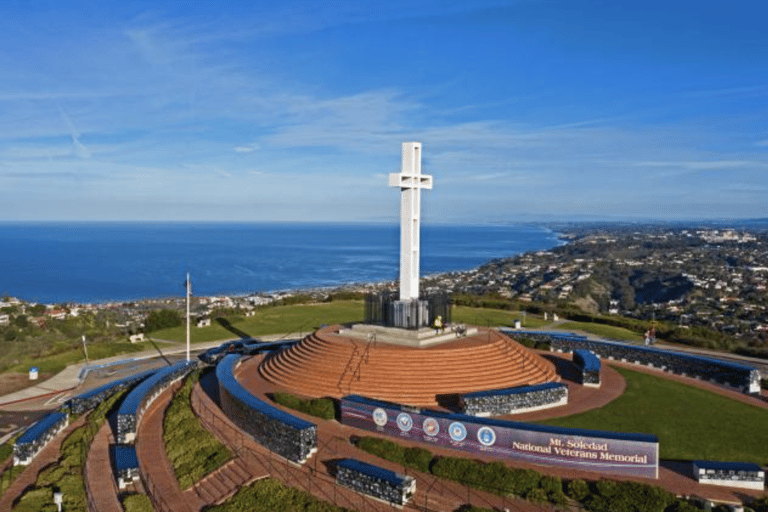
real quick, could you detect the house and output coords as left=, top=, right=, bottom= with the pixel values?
left=128, top=333, right=145, bottom=343
left=0, top=314, right=8, bottom=326
left=196, top=317, right=211, bottom=328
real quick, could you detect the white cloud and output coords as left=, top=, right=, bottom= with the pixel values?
left=234, top=145, right=256, bottom=153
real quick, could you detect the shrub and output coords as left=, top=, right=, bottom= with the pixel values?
left=271, top=392, right=335, bottom=420
left=144, top=309, right=182, bottom=332
left=751, top=496, right=768, bottom=512
left=403, top=447, right=433, bottom=473
left=664, top=499, right=703, bottom=512
left=355, top=437, right=406, bottom=466
left=567, top=479, right=590, bottom=501
left=584, top=480, right=674, bottom=512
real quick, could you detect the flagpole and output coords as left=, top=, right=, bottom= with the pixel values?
left=186, top=272, right=191, bottom=362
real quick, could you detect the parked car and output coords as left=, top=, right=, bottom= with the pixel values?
left=198, top=339, right=261, bottom=364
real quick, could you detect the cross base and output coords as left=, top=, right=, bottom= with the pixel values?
left=390, top=299, right=430, bottom=329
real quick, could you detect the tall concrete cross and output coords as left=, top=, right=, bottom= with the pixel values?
left=389, top=142, right=433, bottom=301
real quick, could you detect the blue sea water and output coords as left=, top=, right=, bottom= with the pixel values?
left=0, top=222, right=563, bottom=304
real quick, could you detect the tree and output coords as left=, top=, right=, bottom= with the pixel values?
left=144, top=309, right=183, bottom=333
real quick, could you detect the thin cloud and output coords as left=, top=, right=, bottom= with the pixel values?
left=57, top=106, right=91, bottom=159
left=213, top=168, right=232, bottom=178
left=234, top=145, right=256, bottom=153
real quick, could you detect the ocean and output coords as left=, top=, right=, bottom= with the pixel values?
left=0, top=222, right=563, bottom=304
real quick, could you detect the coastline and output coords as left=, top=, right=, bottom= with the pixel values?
left=1, top=222, right=567, bottom=305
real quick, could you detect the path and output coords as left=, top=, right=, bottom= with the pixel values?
left=84, top=418, right=123, bottom=512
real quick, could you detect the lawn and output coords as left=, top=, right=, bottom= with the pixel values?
left=556, top=321, right=643, bottom=342
left=150, top=300, right=366, bottom=343
left=537, top=366, right=768, bottom=465
left=452, top=306, right=552, bottom=329
left=6, top=340, right=174, bottom=374
left=152, top=302, right=555, bottom=343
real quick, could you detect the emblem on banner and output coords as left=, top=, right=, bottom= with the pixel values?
left=422, top=418, right=440, bottom=436
left=372, top=408, right=388, bottom=427
left=477, top=426, right=497, bottom=446
left=448, top=422, right=467, bottom=442
left=397, top=413, right=413, bottom=432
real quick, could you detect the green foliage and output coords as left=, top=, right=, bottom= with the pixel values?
left=402, top=446, right=433, bottom=474
left=354, top=437, right=434, bottom=474
left=580, top=480, right=674, bottom=512
left=204, top=477, right=353, bottom=512
left=566, top=478, right=590, bottom=501
left=164, top=370, right=232, bottom=489
left=539, top=366, right=768, bottom=465
left=750, top=496, right=768, bottom=512
left=271, top=392, right=335, bottom=420
left=145, top=309, right=183, bottom=332
left=431, top=456, right=542, bottom=497
left=122, top=492, right=155, bottom=512
left=665, top=499, right=704, bottom=512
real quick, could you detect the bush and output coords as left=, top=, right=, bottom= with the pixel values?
left=583, top=480, right=674, bottom=512
left=751, top=496, right=768, bottom=512
left=567, top=479, right=590, bottom=501
left=664, top=499, right=703, bottom=512
left=403, top=447, right=433, bottom=473
left=355, top=437, right=406, bottom=466
left=122, top=493, right=154, bottom=512
left=144, top=309, right=183, bottom=332
left=271, top=392, right=335, bottom=420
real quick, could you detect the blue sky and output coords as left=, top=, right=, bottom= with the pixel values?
left=1, top=0, right=767, bottom=223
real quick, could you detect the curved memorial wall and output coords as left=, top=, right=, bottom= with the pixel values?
left=116, top=360, right=197, bottom=443
left=67, top=368, right=156, bottom=416
left=459, top=382, right=568, bottom=417
left=13, top=411, right=69, bottom=465
left=546, top=334, right=760, bottom=394
left=342, top=395, right=659, bottom=479
left=217, top=354, right=317, bottom=464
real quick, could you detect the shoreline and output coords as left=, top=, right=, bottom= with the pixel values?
left=2, top=227, right=570, bottom=307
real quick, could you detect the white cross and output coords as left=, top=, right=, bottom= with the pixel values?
left=389, top=142, right=433, bottom=301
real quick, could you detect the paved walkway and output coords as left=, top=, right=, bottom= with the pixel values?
left=0, top=414, right=87, bottom=511
left=84, top=418, right=123, bottom=512
left=135, top=381, right=206, bottom=512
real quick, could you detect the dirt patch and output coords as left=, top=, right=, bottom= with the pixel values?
left=0, top=373, right=52, bottom=397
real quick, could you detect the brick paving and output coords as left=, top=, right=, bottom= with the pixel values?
left=0, top=414, right=86, bottom=511
left=135, top=382, right=206, bottom=512
left=84, top=419, right=123, bottom=512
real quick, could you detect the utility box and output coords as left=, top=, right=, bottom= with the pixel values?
left=29, top=367, right=39, bottom=380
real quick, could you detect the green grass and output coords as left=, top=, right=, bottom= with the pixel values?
left=271, top=392, right=335, bottom=420
left=151, top=300, right=365, bottom=343
left=164, top=370, right=232, bottom=489
left=556, top=321, right=643, bottom=342
left=6, top=340, right=173, bottom=374
left=538, top=366, right=768, bottom=465
left=204, top=477, right=354, bottom=512
left=452, top=306, right=553, bottom=329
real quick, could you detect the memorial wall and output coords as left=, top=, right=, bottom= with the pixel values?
left=341, top=395, right=659, bottom=479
